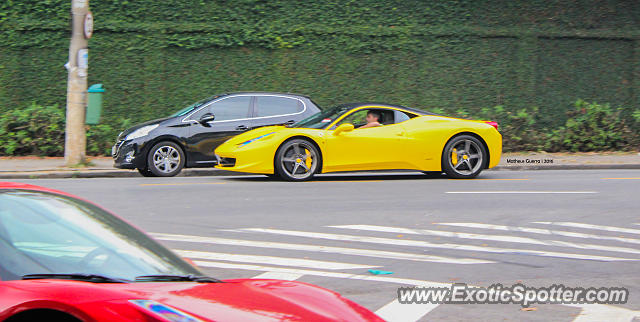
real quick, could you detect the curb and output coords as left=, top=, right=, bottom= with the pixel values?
left=490, top=164, right=640, bottom=171
left=0, top=169, right=250, bottom=179
left=0, top=164, right=638, bottom=179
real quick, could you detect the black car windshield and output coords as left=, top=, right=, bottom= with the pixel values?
left=292, top=104, right=352, bottom=129
left=169, top=95, right=222, bottom=117
left=0, top=190, right=202, bottom=282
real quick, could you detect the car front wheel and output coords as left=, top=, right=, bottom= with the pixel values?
left=147, top=141, right=185, bottom=177
left=441, top=135, right=486, bottom=179
left=275, top=139, right=321, bottom=181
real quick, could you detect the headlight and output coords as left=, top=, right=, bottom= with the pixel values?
left=238, top=132, right=275, bottom=147
left=125, top=124, right=158, bottom=140
left=129, top=300, right=202, bottom=322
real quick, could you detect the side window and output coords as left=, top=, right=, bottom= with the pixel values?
left=198, top=96, right=251, bottom=121
left=394, top=110, right=415, bottom=123
left=336, top=110, right=369, bottom=128
left=255, top=96, right=303, bottom=117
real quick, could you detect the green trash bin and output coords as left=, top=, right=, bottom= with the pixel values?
left=86, top=84, right=105, bottom=125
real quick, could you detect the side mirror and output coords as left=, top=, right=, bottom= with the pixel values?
left=199, top=113, right=215, bottom=126
left=334, top=123, right=354, bottom=135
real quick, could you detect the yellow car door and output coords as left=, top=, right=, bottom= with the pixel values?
left=323, top=122, right=410, bottom=172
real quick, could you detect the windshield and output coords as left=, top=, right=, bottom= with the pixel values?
left=292, top=104, right=352, bottom=129
left=0, top=190, right=202, bottom=282
left=168, top=95, right=221, bottom=118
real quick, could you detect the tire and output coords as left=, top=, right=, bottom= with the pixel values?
left=137, top=167, right=156, bottom=177
left=274, top=139, right=321, bottom=181
left=441, top=135, right=486, bottom=179
left=146, top=141, right=185, bottom=177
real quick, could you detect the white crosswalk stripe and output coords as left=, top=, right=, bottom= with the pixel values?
left=330, top=224, right=640, bottom=255
left=152, top=232, right=493, bottom=264
left=533, top=222, right=640, bottom=235
left=435, top=222, right=640, bottom=245
left=174, top=249, right=379, bottom=270
left=238, top=228, right=639, bottom=261
left=153, top=221, right=640, bottom=322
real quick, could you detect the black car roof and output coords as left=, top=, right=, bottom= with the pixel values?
left=220, top=91, right=311, bottom=99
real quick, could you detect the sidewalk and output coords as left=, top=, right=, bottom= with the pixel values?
left=0, top=152, right=639, bottom=179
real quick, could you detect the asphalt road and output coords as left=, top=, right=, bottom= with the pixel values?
left=11, top=169, right=640, bottom=321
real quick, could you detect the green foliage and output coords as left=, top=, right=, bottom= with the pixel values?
left=0, top=103, right=65, bottom=156
left=0, top=1, right=638, bottom=155
left=0, top=103, right=129, bottom=156
left=544, top=100, right=639, bottom=152
left=470, top=105, right=544, bottom=152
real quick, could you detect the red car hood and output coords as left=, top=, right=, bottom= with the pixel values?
left=1, top=278, right=382, bottom=321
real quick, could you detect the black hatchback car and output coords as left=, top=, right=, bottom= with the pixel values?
left=112, top=92, right=321, bottom=176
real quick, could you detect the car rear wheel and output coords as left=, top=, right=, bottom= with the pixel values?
left=147, top=141, right=185, bottom=177
left=442, top=135, right=486, bottom=179
left=275, top=139, right=320, bottom=181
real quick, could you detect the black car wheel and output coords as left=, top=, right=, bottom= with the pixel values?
left=441, top=135, right=486, bottom=179
left=274, top=139, right=321, bottom=181
left=147, top=141, right=185, bottom=177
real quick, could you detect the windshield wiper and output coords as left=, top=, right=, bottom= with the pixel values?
left=22, top=273, right=128, bottom=283
left=135, top=274, right=222, bottom=283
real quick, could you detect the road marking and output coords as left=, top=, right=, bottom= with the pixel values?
left=152, top=233, right=493, bottom=264
left=140, top=182, right=226, bottom=186
left=449, top=178, right=530, bottom=181
left=175, top=250, right=378, bottom=270
left=445, top=191, right=597, bottom=194
left=195, top=260, right=635, bottom=322
left=252, top=271, right=304, bottom=280
left=533, top=222, right=640, bottom=235
left=194, top=260, right=449, bottom=287
left=601, top=177, right=640, bottom=180
left=238, top=228, right=638, bottom=261
left=312, top=180, right=383, bottom=183
left=331, top=225, right=640, bottom=255
left=566, top=303, right=640, bottom=322
left=435, top=223, right=640, bottom=245
left=375, top=299, right=438, bottom=322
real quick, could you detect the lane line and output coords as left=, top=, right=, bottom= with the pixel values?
left=330, top=225, right=640, bottom=255
left=175, top=249, right=378, bottom=270
left=152, top=233, right=493, bottom=264
left=436, top=223, right=640, bottom=245
left=140, top=182, right=226, bottom=186
left=601, top=177, right=640, bottom=180
left=252, top=271, right=304, bottom=280
left=448, top=178, right=530, bottom=181
left=239, top=228, right=638, bottom=261
left=375, top=299, right=438, bottom=322
left=445, top=191, right=597, bottom=194
left=533, top=222, right=640, bottom=235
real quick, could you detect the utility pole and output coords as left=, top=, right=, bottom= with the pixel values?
left=65, top=0, right=92, bottom=166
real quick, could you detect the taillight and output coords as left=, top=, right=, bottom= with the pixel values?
left=485, top=121, right=499, bottom=131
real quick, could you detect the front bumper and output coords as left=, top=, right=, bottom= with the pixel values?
left=214, top=144, right=277, bottom=174
left=112, top=139, right=146, bottom=169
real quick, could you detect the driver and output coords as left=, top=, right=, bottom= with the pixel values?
left=359, top=110, right=383, bottom=129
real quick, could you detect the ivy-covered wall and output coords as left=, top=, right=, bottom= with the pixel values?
left=0, top=0, right=638, bottom=132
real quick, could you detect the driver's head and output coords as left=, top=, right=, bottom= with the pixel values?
left=366, top=110, right=382, bottom=124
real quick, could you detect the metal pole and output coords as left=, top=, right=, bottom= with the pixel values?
left=64, top=0, right=90, bottom=166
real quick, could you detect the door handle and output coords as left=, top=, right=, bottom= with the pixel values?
left=236, top=125, right=248, bottom=131
left=284, top=120, right=295, bottom=126
left=396, top=131, right=405, bottom=136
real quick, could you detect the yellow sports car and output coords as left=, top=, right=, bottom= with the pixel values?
left=214, top=103, right=502, bottom=181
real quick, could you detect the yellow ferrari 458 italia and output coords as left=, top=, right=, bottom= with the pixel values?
left=215, top=103, right=502, bottom=181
